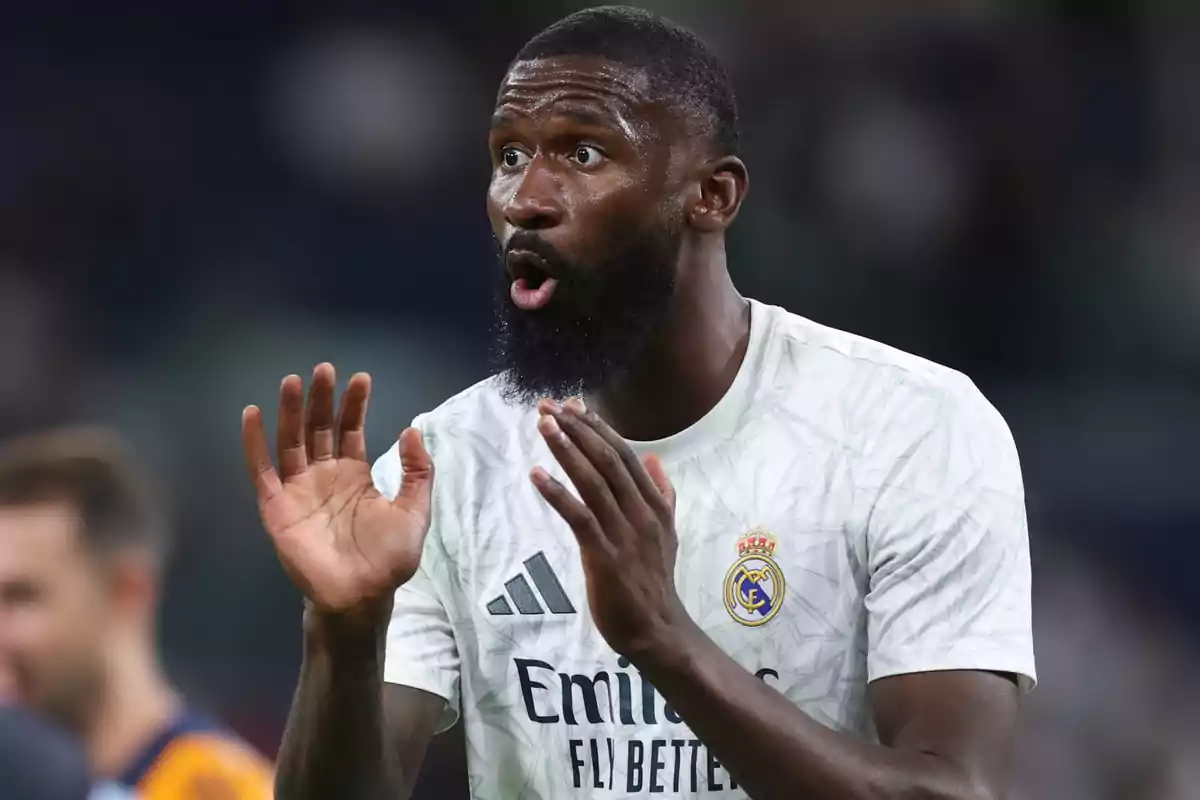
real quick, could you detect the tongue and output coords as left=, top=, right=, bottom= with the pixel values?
left=510, top=277, right=559, bottom=310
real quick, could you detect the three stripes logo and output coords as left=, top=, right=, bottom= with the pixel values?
left=486, top=551, right=576, bottom=616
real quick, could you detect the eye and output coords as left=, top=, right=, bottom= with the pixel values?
left=571, top=145, right=606, bottom=168
left=0, top=580, right=42, bottom=607
left=501, top=147, right=531, bottom=170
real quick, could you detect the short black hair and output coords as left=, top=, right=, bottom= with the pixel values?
left=514, top=5, right=740, bottom=157
left=0, top=428, right=167, bottom=566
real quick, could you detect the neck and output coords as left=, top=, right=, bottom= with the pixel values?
left=88, top=637, right=182, bottom=781
left=590, top=243, right=750, bottom=442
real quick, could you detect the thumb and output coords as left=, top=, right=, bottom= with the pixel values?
left=393, top=428, right=434, bottom=511
left=642, top=453, right=675, bottom=511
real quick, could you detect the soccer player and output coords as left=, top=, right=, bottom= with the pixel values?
left=0, top=428, right=274, bottom=799
left=243, top=6, right=1035, bottom=799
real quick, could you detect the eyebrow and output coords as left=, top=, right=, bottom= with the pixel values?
left=490, top=109, right=519, bottom=131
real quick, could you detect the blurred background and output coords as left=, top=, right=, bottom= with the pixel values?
left=3, top=0, right=1200, bottom=797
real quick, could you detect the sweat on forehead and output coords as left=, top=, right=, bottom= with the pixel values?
left=498, top=57, right=651, bottom=113
left=507, top=5, right=740, bottom=157
left=495, top=57, right=659, bottom=140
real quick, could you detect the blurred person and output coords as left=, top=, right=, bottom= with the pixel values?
left=246, top=6, right=1034, bottom=799
left=1, top=646, right=135, bottom=799
left=0, top=428, right=273, bottom=798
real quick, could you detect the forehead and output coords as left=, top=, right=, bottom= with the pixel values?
left=495, top=55, right=659, bottom=129
left=0, top=504, right=83, bottom=572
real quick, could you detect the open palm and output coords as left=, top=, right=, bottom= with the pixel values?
left=242, top=363, right=433, bottom=614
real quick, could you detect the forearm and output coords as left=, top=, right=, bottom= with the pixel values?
left=275, top=605, right=403, bottom=800
left=633, top=624, right=984, bottom=800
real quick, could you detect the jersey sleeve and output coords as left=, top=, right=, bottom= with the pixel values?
left=136, top=733, right=273, bottom=800
left=371, top=418, right=461, bottom=733
left=863, top=380, right=1036, bottom=691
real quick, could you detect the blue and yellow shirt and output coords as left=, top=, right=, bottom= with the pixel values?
left=118, top=712, right=273, bottom=799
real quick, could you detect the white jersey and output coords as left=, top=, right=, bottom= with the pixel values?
left=373, top=299, right=1036, bottom=799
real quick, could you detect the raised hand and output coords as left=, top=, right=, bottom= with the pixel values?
left=242, top=363, right=433, bottom=616
left=531, top=398, right=693, bottom=661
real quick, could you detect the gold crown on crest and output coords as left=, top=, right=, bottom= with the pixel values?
left=737, top=529, right=778, bottom=559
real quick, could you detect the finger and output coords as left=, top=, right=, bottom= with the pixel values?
left=642, top=453, right=676, bottom=513
left=276, top=375, right=308, bottom=479
left=531, top=467, right=616, bottom=557
left=242, top=405, right=283, bottom=503
left=336, top=372, right=371, bottom=461
left=561, top=399, right=668, bottom=516
left=393, top=427, right=434, bottom=514
left=537, top=413, right=626, bottom=533
left=551, top=409, right=651, bottom=524
left=304, top=363, right=337, bottom=463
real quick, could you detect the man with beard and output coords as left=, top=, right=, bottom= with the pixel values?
left=0, top=429, right=274, bottom=799
left=246, top=6, right=1035, bottom=799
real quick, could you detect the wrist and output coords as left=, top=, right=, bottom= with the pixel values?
left=302, top=597, right=392, bottom=660
left=624, top=613, right=705, bottom=680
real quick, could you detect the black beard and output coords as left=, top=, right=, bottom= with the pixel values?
left=489, top=224, right=680, bottom=407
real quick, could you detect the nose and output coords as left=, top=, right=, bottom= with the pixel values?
left=503, top=158, right=564, bottom=231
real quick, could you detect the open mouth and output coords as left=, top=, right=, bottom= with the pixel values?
left=506, top=250, right=560, bottom=310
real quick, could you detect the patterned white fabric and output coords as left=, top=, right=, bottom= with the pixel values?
left=375, top=298, right=1035, bottom=799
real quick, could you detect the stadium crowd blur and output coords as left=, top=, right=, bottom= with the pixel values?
left=3, top=1, right=1200, bottom=797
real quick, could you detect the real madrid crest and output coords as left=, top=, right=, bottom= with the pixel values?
left=723, top=528, right=786, bottom=627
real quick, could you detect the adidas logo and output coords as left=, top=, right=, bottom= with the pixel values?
left=486, top=551, right=576, bottom=616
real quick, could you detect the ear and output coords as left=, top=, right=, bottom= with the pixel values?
left=105, top=551, right=159, bottom=621
left=0, top=656, right=16, bottom=703
left=688, top=156, right=749, bottom=233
